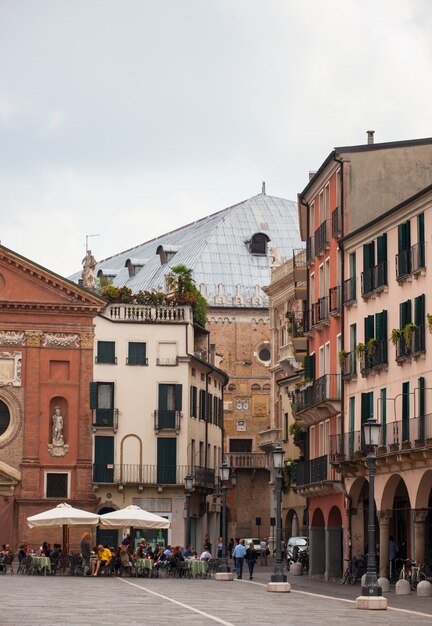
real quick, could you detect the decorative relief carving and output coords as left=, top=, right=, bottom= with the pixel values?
left=41, top=333, right=80, bottom=348
left=25, top=330, right=42, bottom=347
left=0, top=352, right=22, bottom=387
left=0, top=331, right=25, bottom=346
left=80, top=332, right=94, bottom=349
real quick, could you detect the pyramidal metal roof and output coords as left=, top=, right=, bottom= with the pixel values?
left=70, top=192, right=301, bottom=308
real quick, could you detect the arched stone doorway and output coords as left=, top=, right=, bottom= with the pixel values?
left=309, top=508, right=325, bottom=576
left=285, top=509, right=299, bottom=540
left=96, top=506, right=118, bottom=549
left=414, top=470, right=432, bottom=574
left=381, top=475, right=410, bottom=560
left=327, top=506, right=343, bottom=578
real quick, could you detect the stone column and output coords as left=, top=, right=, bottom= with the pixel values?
left=378, top=510, right=392, bottom=578
left=414, top=509, right=428, bottom=566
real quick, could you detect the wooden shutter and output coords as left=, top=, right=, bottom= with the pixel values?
left=377, top=233, right=387, bottom=264
left=419, top=376, right=425, bottom=417
left=158, top=384, right=168, bottom=411
left=364, top=315, right=374, bottom=342
left=128, top=342, right=146, bottom=364
left=199, top=389, right=205, bottom=420
left=415, top=294, right=425, bottom=327
left=418, top=213, right=425, bottom=265
left=363, top=242, right=375, bottom=270
left=157, top=438, right=177, bottom=484
left=175, top=384, right=182, bottom=411
left=90, top=382, right=98, bottom=409
left=94, top=436, right=114, bottom=482
left=304, top=354, right=315, bottom=380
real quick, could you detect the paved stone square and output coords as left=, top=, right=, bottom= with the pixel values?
left=2, top=569, right=432, bottom=626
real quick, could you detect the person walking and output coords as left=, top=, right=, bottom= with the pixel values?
left=259, top=538, right=268, bottom=566
left=389, top=535, right=399, bottom=581
left=232, top=539, right=246, bottom=579
left=245, top=542, right=258, bottom=580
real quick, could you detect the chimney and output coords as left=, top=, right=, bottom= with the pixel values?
left=367, top=130, right=375, bottom=145
left=309, top=171, right=317, bottom=181
left=262, top=181, right=266, bottom=195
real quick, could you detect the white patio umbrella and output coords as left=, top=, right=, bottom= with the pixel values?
left=99, top=505, right=170, bottom=550
left=27, top=502, right=100, bottom=554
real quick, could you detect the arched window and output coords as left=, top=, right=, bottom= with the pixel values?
left=248, top=233, right=270, bottom=255
left=0, top=400, right=10, bottom=436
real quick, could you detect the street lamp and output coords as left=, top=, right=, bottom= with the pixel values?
left=271, top=443, right=287, bottom=583
left=361, top=417, right=382, bottom=599
left=216, top=462, right=235, bottom=578
left=184, top=474, right=193, bottom=549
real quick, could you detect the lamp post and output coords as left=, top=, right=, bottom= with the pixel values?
left=271, top=443, right=287, bottom=584
left=356, top=417, right=387, bottom=610
left=215, top=463, right=235, bottom=580
left=184, top=474, right=193, bottom=549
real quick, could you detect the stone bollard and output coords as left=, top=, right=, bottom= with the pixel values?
left=416, top=581, right=432, bottom=597
left=290, top=562, right=303, bottom=576
left=395, top=579, right=411, bottom=595
left=378, top=577, right=390, bottom=593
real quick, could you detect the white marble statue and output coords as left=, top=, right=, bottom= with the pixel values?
left=82, top=250, right=97, bottom=288
left=51, top=406, right=64, bottom=445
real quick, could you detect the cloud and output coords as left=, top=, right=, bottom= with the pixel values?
left=43, top=109, right=66, bottom=135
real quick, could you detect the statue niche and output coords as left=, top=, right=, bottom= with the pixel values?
left=48, top=400, right=69, bottom=457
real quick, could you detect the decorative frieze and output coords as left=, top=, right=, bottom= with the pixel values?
left=25, top=330, right=42, bottom=347
left=0, top=331, right=26, bottom=346
left=41, top=333, right=80, bottom=349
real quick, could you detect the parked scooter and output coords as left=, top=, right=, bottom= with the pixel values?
left=287, top=544, right=309, bottom=573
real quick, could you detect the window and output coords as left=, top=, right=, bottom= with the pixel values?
left=402, top=382, right=410, bottom=441
left=417, top=213, right=425, bottom=267
left=90, top=382, right=115, bottom=427
left=158, top=384, right=182, bottom=429
left=93, top=436, right=114, bottom=482
left=190, top=385, right=197, bottom=418
left=96, top=341, right=116, bottom=364
left=46, top=473, right=68, bottom=498
left=229, top=438, right=252, bottom=453
left=258, top=347, right=271, bottom=363
left=397, top=220, right=412, bottom=278
left=414, top=294, right=426, bottom=353
left=0, top=400, right=10, bottom=436
left=157, top=438, right=177, bottom=484
left=304, top=354, right=315, bottom=380
left=127, top=342, right=147, bottom=365
left=199, top=389, right=206, bottom=420
left=249, top=233, right=269, bottom=255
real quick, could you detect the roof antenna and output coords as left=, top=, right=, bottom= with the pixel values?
left=85, top=233, right=101, bottom=252
left=262, top=181, right=266, bottom=195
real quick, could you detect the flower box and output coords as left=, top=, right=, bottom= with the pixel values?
left=389, top=443, right=399, bottom=452
left=401, top=441, right=411, bottom=451
left=414, top=439, right=425, bottom=449
left=377, top=445, right=387, bottom=455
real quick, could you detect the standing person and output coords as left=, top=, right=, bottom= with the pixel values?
left=232, top=539, right=246, bottom=579
left=259, top=538, right=268, bottom=566
left=228, top=537, right=235, bottom=559
left=217, top=537, right=223, bottom=558
left=389, top=535, right=399, bottom=580
left=245, top=542, right=258, bottom=580
left=204, top=533, right=212, bottom=552
left=80, top=532, right=92, bottom=575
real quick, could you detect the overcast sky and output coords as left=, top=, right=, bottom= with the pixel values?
left=1, top=0, right=431, bottom=277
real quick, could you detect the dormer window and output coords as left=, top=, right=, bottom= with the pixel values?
left=97, top=268, right=119, bottom=280
left=157, top=245, right=179, bottom=265
left=246, top=232, right=270, bottom=256
left=125, top=258, right=147, bottom=277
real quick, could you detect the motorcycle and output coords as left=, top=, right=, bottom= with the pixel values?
left=287, top=544, right=309, bottom=573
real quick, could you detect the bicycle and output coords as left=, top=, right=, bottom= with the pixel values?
left=342, top=558, right=358, bottom=584
left=398, top=559, right=426, bottom=590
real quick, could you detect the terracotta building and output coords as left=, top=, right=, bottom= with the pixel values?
left=0, top=245, right=104, bottom=547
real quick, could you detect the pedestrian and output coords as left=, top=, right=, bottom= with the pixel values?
left=245, top=542, right=258, bottom=580
left=259, top=538, right=268, bottom=566
left=228, top=537, right=234, bottom=559
left=217, top=536, right=223, bottom=558
left=80, top=531, right=92, bottom=575
left=389, top=535, right=399, bottom=580
left=204, top=533, right=212, bottom=552
left=232, top=539, right=246, bottom=579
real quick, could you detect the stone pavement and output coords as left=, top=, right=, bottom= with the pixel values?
left=2, top=567, right=432, bottom=626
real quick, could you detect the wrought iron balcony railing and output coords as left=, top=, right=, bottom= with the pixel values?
left=291, top=455, right=328, bottom=486
left=396, top=243, right=426, bottom=281
left=154, top=410, right=181, bottom=430
left=92, top=408, right=119, bottom=429
left=329, top=286, right=341, bottom=315
left=92, top=463, right=215, bottom=487
left=343, top=277, right=356, bottom=304
left=361, top=261, right=388, bottom=297
left=314, top=220, right=330, bottom=256
left=311, top=296, right=329, bottom=326
left=292, top=374, right=341, bottom=414
left=331, top=206, right=342, bottom=239
left=359, top=339, right=388, bottom=374
left=342, top=350, right=356, bottom=380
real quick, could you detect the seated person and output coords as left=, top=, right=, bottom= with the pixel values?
left=183, top=545, right=194, bottom=558
left=200, top=548, right=212, bottom=561
left=135, top=544, right=145, bottom=559
left=164, top=545, right=173, bottom=559
left=18, top=544, right=27, bottom=563
left=119, top=545, right=133, bottom=574
left=145, top=546, right=154, bottom=560
left=50, top=544, right=63, bottom=560
left=92, top=544, right=112, bottom=576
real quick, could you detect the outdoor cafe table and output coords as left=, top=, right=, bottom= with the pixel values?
left=32, top=556, right=51, bottom=574
left=135, top=558, right=153, bottom=576
left=188, top=559, right=207, bottom=578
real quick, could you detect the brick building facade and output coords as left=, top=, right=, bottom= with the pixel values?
left=0, top=245, right=104, bottom=547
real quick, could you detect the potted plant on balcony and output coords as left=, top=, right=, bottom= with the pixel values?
left=338, top=349, right=347, bottom=368
left=401, top=440, right=411, bottom=450
left=355, top=343, right=366, bottom=359
left=425, top=436, right=432, bottom=447
left=389, top=442, right=399, bottom=452
left=390, top=328, right=402, bottom=346
left=353, top=449, right=363, bottom=459
left=403, top=322, right=416, bottom=350
left=377, top=445, right=387, bottom=455
left=367, top=337, right=377, bottom=358
left=427, top=313, right=432, bottom=334
left=334, top=452, right=346, bottom=462
left=414, top=439, right=425, bottom=449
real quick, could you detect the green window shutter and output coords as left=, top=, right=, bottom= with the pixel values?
left=199, top=390, right=205, bottom=419
left=364, top=315, right=374, bottom=342
left=175, top=384, right=182, bottom=411
left=363, top=242, right=375, bottom=270
left=94, top=435, right=114, bottom=482
left=128, top=342, right=146, bottom=364
left=97, top=341, right=115, bottom=363
left=190, top=386, right=197, bottom=417
left=158, top=384, right=168, bottom=411
left=375, top=312, right=383, bottom=341
left=415, top=294, right=425, bottom=327
left=400, top=300, right=411, bottom=328
left=377, top=233, right=387, bottom=264
left=419, top=376, right=425, bottom=417
left=418, top=213, right=425, bottom=265
left=398, top=220, right=411, bottom=252
left=406, top=299, right=412, bottom=325
left=380, top=389, right=387, bottom=445
left=361, top=393, right=371, bottom=424
left=402, top=382, right=410, bottom=419
left=90, top=382, right=98, bottom=409
left=208, top=393, right=213, bottom=420
left=304, top=354, right=315, bottom=380
left=157, top=438, right=177, bottom=484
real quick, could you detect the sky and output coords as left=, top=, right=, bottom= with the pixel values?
left=1, top=0, right=431, bottom=278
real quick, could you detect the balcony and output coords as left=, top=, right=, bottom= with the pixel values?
left=103, top=304, right=193, bottom=323
left=293, top=248, right=307, bottom=283
left=329, top=286, right=341, bottom=316
left=92, top=463, right=215, bottom=488
left=286, top=311, right=308, bottom=359
left=342, top=350, right=356, bottom=381
left=331, top=206, right=342, bottom=239
left=92, top=408, right=119, bottom=431
left=395, top=336, right=412, bottom=363
left=258, top=428, right=282, bottom=450
left=311, top=296, right=329, bottom=328
left=292, top=374, right=341, bottom=425
left=330, top=414, right=432, bottom=472
left=314, top=220, right=330, bottom=256
left=413, top=324, right=426, bottom=355
left=359, top=339, right=388, bottom=375
left=154, top=410, right=181, bottom=431
left=343, top=277, right=356, bottom=306
left=361, top=261, right=388, bottom=298
left=306, top=236, right=315, bottom=265
left=223, top=452, right=267, bottom=469
left=156, top=357, right=178, bottom=366
left=292, top=455, right=328, bottom=486
left=396, top=243, right=426, bottom=281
